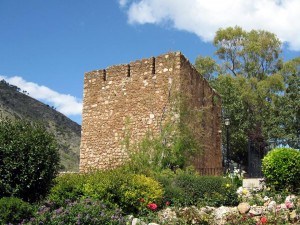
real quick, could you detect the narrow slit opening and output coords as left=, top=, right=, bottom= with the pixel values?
left=103, top=69, right=107, bottom=81
left=151, top=57, right=155, bottom=74
left=127, top=64, right=130, bottom=77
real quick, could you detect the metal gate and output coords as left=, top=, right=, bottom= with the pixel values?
left=247, top=140, right=268, bottom=178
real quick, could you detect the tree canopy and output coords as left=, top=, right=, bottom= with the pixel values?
left=195, top=26, right=299, bottom=164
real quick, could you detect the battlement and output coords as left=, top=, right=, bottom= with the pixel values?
left=84, top=52, right=182, bottom=82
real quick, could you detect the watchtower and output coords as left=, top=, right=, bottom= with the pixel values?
left=80, top=52, right=222, bottom=174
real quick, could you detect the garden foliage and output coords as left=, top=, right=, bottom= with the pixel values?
left=0, top=119, right=60, bottom=202
left=48, top=173, right=85, bottom=205
left=119, top=174, right=163, bottom=212
left=28, top=199, right=126, bottom=225
left=124, top=115, right=201, bottom=175
left=0, top=197, right=33, bottom=224
left=155, top=168, right=239, bottom=207
left=49, top=169, right=163, bottom=214
left=262, top=147, right=300, bottom=192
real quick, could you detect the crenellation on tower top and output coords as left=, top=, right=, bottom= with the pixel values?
left=83, top=52, right=185, bottom=85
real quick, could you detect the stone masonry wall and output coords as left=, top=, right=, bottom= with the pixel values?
left=179, top=55, right=222, bottom=172
left=80, top=52, right=222, bottom=173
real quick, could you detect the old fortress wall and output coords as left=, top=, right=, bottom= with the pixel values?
left=80, top=52, right=222, bottom=173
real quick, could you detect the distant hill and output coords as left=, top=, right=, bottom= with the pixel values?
left=0, top=80, right=81, bottom=172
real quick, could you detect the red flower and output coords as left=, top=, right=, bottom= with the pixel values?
left=260, top=216, right=268, bottom=224
left=147, top=203, right=158, bottom=211
left=165, top=201, right=170, bottom=206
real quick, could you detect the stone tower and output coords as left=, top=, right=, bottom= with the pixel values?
left=80, top=52, right=222, bottom=174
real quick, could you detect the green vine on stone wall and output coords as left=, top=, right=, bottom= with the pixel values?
left=123, top=93, right=204, bottom=175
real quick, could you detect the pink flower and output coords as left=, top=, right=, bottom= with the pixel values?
left=285, top=201, right=294, bottom=209
left=260, top=216, right=268, bottom=224
left=147, top=203, right=158, bottom=211
left=165, top=201, right=170, bottom=206
left=276, top=205, right=281, bottom=212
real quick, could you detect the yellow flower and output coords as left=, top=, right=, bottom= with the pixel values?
left=242, top=189, right=248, bottom=195
left=225, top=183, right=231, bottom=188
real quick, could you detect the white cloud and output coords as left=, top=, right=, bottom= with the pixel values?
left=119, top=0, right=129, bottom=7
left=0, top=76, right=82, bottom=116
left=121, top=0, right=300, bottom=51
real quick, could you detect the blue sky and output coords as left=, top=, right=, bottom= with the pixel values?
left=0, top=0, right=299, bottom=124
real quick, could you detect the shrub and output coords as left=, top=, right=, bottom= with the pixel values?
left=49, top=170, right=126, bottom=207
left=156, top=169, right=238, bottom=207
left=119, top=174, right=163, bottom=213
left=81, top=169, right=127, bottom=205
left=124, top=118, right=200, bottom=175
left=0, top=197, right=33, bottom=224
left=48, top=173, right=85, bottom=206
left=262, top=147, right=300, bottom=192
left=28, top=198, right=126, bottom=225
left=0, top=119, right=60, bottom=202
left=49, top=169, right=164, bottom=214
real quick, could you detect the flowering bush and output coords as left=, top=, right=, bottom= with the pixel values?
left=147, top=203, right=158, bottom=211
left=26, top=199, right=126, bottom=225
left=119, top=174, right=163, bottom=213
left=49, top=170, right=163, bottom=214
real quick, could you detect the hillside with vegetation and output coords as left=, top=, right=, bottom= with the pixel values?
left=0, top=79, right=81, bottom=171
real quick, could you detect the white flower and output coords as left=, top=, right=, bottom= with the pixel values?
left=285, top=195, right=296, bottom=203
left=268, top=201, right=277, bottom=210
left=236, top=187, right=243, bottom=195
left=236, top=187, right=251, bottom=197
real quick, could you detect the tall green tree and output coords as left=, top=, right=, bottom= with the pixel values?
left=195, top=26, right=299, bottom=165
left=213, top=26, right=282, bottom=80
left=210, top=75, right=249, bottom=163
left=276, top=58, right=300, bottom=148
